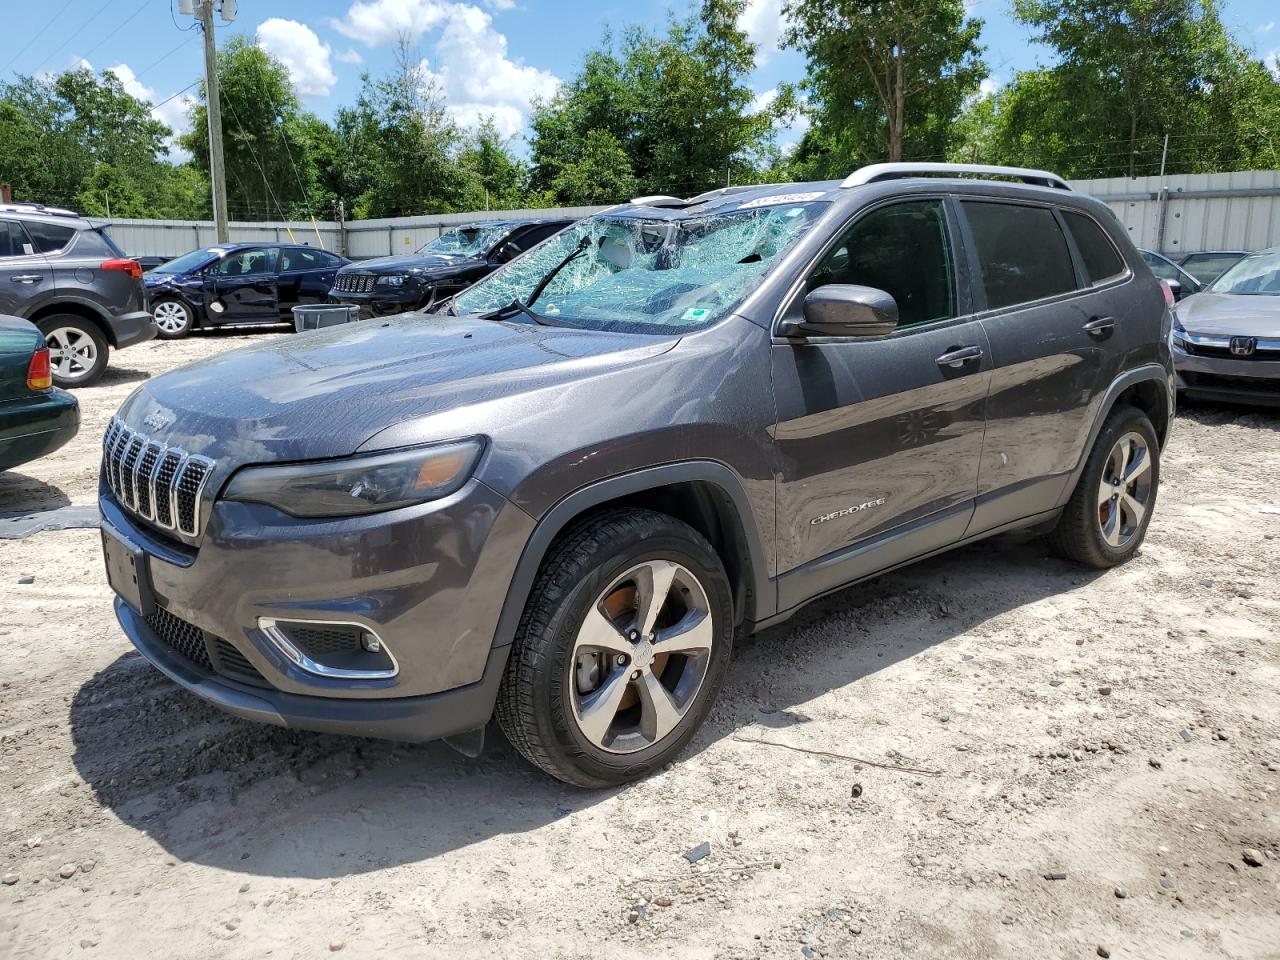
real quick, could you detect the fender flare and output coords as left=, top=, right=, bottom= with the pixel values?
left=491, top=461, right=774, bottom=650
left=1056, top=362, right=1173, bottom=508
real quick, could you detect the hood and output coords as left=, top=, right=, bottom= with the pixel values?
left=341, top=253, right=482, bottom=276
left=116, top=314, right=677, bottom=467
left=1177, top=292, right=1280, bottom=337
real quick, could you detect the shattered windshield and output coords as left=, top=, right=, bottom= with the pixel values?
left=419, top=224, right=511, bottom=258
left=450, top=202, right=828, bottom=333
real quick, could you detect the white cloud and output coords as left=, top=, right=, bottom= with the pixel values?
left=331, top=0, right=453, bottom=47
left=334, top=1, right=559, bottom=138
left=106, top=62, right=194, bottom=162
left=1260, top=20, right=1275, bottom=32
left=335, top=48, right=364, bottom=65
left=485, top=0, right=516, bottom=9
left=751, top=87, right=778, bottom=114
left=979, top=75, right=1003, bottom=97
left=738, top=0, right=785, bottom=64
left=1267, top=50, right=1280, bottom=79
left=256, top=18, right=337, bottom=97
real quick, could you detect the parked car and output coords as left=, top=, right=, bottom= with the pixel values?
left=0, top=314, right=79, bottom=471
left=1139, top=249, right=1201, bottom=300
left=327, top=218, right=573, bottom=317
left=99, top=163, right=1172, bottom=787
left=1176, top=250, right=1248, bottom=285
left=1171, top=245, right=1280, bottom=405
left=0, top=204, right=155, bottom=388
left=144, top=243, right=350, bottom=339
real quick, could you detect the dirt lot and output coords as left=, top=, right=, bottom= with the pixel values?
left=1, top=327, right=1278, bottom=959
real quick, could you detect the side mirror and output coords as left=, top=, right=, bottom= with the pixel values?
left=781, top=284, right=899, bottom=338
left=1166, top=280, right=1182, bottom=300
left=495, top=241, right=522, bottom=263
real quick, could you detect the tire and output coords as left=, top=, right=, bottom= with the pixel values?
left=39, top=315, right=109, bottom=388
left=1049, top=404, right=1160, bottom=568
left=151, top=298, right=195, bottom=339
left=496, top=508, right=735, bottom=787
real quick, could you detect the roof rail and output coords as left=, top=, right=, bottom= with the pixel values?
left=0, top=202, right=81, bottom=217
left=842, top=162, right=1071, bottom=192
left=629, top=195, right=687, bottom=208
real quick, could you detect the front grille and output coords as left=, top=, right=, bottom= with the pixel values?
left=103, top=418, right=215, bottom=537
left=146, top=606, right=213, bottom=671
left=334, top=273, right=376, bottom=294
left=289, top=625, right=363, bottom=658
left=145, top=607, right=270, bottom=688
left=1182, top=342, right=1277, bottom=361
left=1182, top=371, right=1280, bottom=396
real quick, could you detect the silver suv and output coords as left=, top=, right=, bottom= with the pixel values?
left=0, top=204, right=156, bottom=387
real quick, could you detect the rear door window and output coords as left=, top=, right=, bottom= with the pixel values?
left=806, top=199, right=956, bottom=328
left=0, top=219, right=34, bottom=258
left=21, top=220, right=77, bottom=254
left=1063, top=210, right=1125, bottom=284
left=280, top=248, right=322, bottom=272
left=960, top=201, right=1077, bottom=309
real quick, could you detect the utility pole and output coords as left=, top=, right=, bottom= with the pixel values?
left=198, top=0, right=230, bottom=242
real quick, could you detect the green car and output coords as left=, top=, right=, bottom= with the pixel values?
left=0, top=314, right=79, bottom=472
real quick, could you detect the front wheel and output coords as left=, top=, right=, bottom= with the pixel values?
left=152, top=298, right=195, bottom=339
left=496, top=509, right=734, bottom=787
left=39, top=316, right=109, bottom=388
left=1049, top=404, right=1160, bottom=568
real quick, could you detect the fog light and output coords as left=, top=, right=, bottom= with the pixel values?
left=361, top=632, right=382, bottom=653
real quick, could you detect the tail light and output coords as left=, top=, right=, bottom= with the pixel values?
left=101, top=258, right=143, bottom=280
left=1159, top=279, right=1175, bottom=308
left=27, top=347, right=52, bottom=390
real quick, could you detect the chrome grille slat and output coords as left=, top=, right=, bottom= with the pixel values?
left=102, top=417, right=216, bottom=538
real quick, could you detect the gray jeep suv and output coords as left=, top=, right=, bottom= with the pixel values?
left=99, top=164, right=1174, bottom=787
left=0, top=204, right=155, bottom=387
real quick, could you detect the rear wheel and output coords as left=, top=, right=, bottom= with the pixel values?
left=496, top=509, right=734, bottom=787
left=1049, top=404, right=1159, bottom=568
left=39, top=316, right=108, bottom=388
left=152, top=298, right=195, bottom=339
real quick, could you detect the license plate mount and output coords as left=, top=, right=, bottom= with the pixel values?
left=101, top=525, right=155, bottom=617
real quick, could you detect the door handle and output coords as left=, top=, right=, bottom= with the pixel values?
left=1083, top=316, right=1115, bottom=335
left=935, top=345, right=984, bottom=368
left=11, top=274, right=43, bottom=283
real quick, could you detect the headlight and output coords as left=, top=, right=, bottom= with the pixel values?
left=223, top=439, right=483, bottom=518
left=376, top=274, right=409, bottom=288
left=1171, top=317, right=1190, bottom=344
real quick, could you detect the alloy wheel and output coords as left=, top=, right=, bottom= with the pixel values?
left=45, top=327, right=99, bottom=383
left=1097, top=431, right=1153, bottom=548
left=569, top=560, right=715, bottom=754
left=153, top=301, right=189, bottom=334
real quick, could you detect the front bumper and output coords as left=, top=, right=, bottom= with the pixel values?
left=110, top=310, right=158, bottom=349
left=328, top=288, right=421, bottom=319
left=0, top=388, right=79, bottom=471
left=100, top=474, right=536, bottom=741
left=1172, top=340, right=1280, bottom=406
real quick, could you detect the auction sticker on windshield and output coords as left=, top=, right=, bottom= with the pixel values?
left=739, top=192, right=826, bottom=208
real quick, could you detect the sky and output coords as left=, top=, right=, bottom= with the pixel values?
left=0, top=0, right=1277, bottom=164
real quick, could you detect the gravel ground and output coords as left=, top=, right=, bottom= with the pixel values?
left=1, top=327, right=1278, bottom=959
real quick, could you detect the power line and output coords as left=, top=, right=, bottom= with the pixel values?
left=134, top=34, right=198, bottom=81
left=30, top=0, right=113, bottom=75
left=0, top=0, right=78, bottom=73
left=80, top=0, right=154, bottom=63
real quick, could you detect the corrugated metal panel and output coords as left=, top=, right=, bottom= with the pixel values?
left=103, top=219, right=342, bottom=259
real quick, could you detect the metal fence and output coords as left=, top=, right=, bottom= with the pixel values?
left=103, top=172, right=1280, bottom=262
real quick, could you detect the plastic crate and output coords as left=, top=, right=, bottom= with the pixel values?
left=292, top=303, right=361, bottom=332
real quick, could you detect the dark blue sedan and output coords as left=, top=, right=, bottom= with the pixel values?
left=143, top=243, right=350, bottom=339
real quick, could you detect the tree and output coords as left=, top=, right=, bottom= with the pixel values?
left=782, top=0, right=986, bottom=172
left=529, top=1, right=776, bottom=203
left=459, top=118, right=530, bottom=210
left=181, top=37, right=326, bottom=221
left=952, top=0, right=1280, bottom=177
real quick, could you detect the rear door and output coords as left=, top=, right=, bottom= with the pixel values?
left=960, top=199, right=1121, bottom=533
left=208, top=247, right=279, bottom=322
left=276, top=247, right=343, bottom=314
left=0, top=219, right=51, bottom=317
left=771, top=197, right=991, bottom=609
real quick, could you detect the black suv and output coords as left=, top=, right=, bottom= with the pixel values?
left=99, top=164, right=1173, bottom=787
left=0, top=204, right=155, bottom=387
left=328, top=218, right=573, bottom=316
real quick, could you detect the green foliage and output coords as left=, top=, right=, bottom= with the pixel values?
left=460, top=118, right=532, bottom=210
left=782, top=0, right=987, bottom=174
left=529, top=0, right=775, bottom=203
left=952, top=0, right=1280, bottom=177
left=0, top=67, right=207, bottom=218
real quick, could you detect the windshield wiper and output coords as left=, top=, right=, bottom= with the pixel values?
left=526, top=234, right=592, bottom=307
left=480, top=297, right=555, bottom=326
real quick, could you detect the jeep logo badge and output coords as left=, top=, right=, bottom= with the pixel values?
left=1229, top=336, right=1257, bottom=357
left=143, top=411, right=172, bottom=431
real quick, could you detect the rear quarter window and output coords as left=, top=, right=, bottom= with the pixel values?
left=1063, top=210, right=1125, bottom=284
left=21, top=220, right=77, bottom=254
left=961, top=200, right=1077, bottom=310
